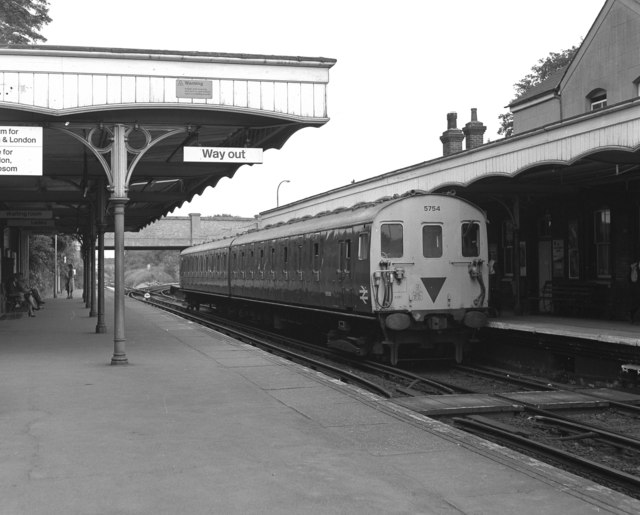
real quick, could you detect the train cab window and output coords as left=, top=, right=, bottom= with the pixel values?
left=358, top=233, right=369, bottom=260
left=422, top=225, right=443, bottom=258
left=462, top=222, right=480, bottom=257
left=381, top=223, right=403, bottom=258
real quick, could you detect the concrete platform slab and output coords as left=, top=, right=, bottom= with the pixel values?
left=487, top=315, right=640, bottom=347
left=393, top=394, right=523, bottom=416
left=502, top=390, right=611, bottom=409
left=576, top=387, right=640, bottom=404
left=1, top=292, right=639, bottom=514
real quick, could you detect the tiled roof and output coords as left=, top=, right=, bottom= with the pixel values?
left=508, top=66, right=567, bottom=107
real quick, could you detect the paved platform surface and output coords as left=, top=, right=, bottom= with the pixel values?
left=2, top=293, right=640, bottom=514
left=487, top=314, right=640, bottom=347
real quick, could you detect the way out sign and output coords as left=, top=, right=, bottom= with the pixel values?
left=184, top=147, right=263, bottom=164
left=0, top=126, right=43, bottom=176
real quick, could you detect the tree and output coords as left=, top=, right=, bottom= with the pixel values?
left=29, top=233, right=80, bottom=295
left=0, top=0, right=52, bottom=45
left=498, top=46, right=579, bottom=137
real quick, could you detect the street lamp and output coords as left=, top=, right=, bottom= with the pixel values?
left=277, top=179, right=290, bottom=207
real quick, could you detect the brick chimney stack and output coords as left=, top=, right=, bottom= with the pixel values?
left=463, top=108, right=487, bottom=150
left=440, top=112, right=465, bottom=156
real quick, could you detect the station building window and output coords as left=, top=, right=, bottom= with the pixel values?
left=594, top=208, right=611, bottom=278
left=587, top=88, right=607, bottom=111
left=381, top=223, right=403, bottom=258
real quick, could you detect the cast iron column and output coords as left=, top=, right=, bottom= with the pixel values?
left=96, top=223, right=107, bottom=332
left=96, top=181, right=107, bottom=333
left=110, top=124, right=129, bottom=365
left=89, top=226, right=97, bottom=317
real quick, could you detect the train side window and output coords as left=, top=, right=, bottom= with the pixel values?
left=423, top=225, right=443, bottom=257
left=381, top=223, right=403, bottom=258
left=358, top=233, right=369, bottom=260
left=462, top=222, right=480, bottom=257
left=283, top=246, right=288, bottom=268
left=259, top=248, right=264, bottom=270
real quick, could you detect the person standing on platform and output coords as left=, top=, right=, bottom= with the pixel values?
left=65, top=263, right=76, bottom=299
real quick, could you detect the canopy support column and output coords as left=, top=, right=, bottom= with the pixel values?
left=110, top=124, right=129, bottom=365
left=89, top=225, right=97, bottom=317
left=55, top=123, right=188, bottom=362
left=96, top=180, right=107, bottom=333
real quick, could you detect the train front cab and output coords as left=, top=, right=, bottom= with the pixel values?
left=369, top=195, right=489, bottom=364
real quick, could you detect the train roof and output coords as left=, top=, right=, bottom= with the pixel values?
left=181, top=191, right=483, bottom=255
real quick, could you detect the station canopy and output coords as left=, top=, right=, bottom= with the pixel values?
left=0, top=45, right=335, bottom=234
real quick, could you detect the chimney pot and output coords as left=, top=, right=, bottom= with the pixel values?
left=440, top=112, right=464, bottom=156
left=447, top=112, right=458, bottom=129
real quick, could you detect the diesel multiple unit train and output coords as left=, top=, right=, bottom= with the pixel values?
left=179, top=191, right=489, bottom=364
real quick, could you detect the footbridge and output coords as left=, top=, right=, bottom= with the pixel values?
left=103, top=213, right=256, bottom=250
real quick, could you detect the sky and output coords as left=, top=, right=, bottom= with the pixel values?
left=41, top=0, right=606, bottom=218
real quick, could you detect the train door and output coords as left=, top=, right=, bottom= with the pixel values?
left=337, top=235, right=354, bottom=308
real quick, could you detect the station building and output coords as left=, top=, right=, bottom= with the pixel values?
left=261, top=0, right=640, bottom=323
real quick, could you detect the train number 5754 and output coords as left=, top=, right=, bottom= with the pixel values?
left=424, top=205, right=441, bottom=211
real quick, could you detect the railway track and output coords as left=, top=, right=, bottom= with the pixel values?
left=133, top=286, right=640, bottom=499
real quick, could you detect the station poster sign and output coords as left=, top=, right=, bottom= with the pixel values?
left=184, top=146, right=263, bottom=164
left=0, top=126, right=43, bottom=176
left=0, top=210, right=52, bottom=219
left=6, top=219, right=55, bottom=228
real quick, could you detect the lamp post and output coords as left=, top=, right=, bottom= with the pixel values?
left=277, top=180, right=290, bottom=207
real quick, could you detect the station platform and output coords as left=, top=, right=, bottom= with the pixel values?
left=1, top=294, right=639, bottom=514
left=487, top=314, right=640, bottom=348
